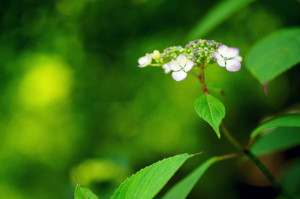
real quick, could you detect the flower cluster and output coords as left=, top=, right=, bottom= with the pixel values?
left=138, top=39, right=242, bottom=81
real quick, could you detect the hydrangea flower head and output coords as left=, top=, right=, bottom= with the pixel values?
left=138, top=53, right=152, bottom=67
left=168, top=54, right=194, bottom=81
left=185, top=39, right=221, bottom=65
left=137, top=39, right=242, bottom=82
left=213, top=45, right=242, bottom=72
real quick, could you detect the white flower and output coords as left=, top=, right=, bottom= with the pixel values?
left=138, top=53, right=152, bottom=67
left=162, top=63, right=171, bottom=74
left=213, top=45, right=242, bottom=72
left=168, top=54, right=194, bottom=81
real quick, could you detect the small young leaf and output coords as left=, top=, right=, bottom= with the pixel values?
left=162, top=157, right=218, bottom=199
left=251, top=127, right=300, bottom=155
left=186, top=0, right=256, bottom=40
left=250, top=114, right=300, bottom=139
left=246, top=28, right=300, bottom=84
left=207, top=84, right=225, bottom=96
left=75, top=185, right=99, bottom=199
left=194, top=95, right=226, bottom=138
left=111, top=154, right=191, bottom=199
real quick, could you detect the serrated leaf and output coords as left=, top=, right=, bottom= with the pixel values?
left=186, top=0, right=256, bottom=40
left=250, top=114, right=300, bottom=139
left=162, top=157, right=218, bottom=199
left=75, top=185, right=99, bottom=199
left=194, top=95, right=226, bottom=138
left=251, top=127, right=300, bottom=155
left=111, top=153, right=191, bottom=199
left=246, top=28, right=300, bottom=84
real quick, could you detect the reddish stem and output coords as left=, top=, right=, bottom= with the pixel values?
left=197, top=66, right=209, bottom=94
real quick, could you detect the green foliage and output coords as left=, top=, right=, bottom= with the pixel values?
left=250, top=114, right=300, bottom=139
left=162, top=157, right=218, bottom=199
left=1, top=0, right=299, bottom=198
left=194, top=95, right=226, bottom=138
left=251, top=127, right=300, bottom=155
left=186, top=0, right=256, bottom=40
left=281, top=159, right=300, bottom=197
left=246, top=28, right=300, bottom=84
left=75, top=185, right=99, bottom=199
left=111, top=154, right=191, bottom=199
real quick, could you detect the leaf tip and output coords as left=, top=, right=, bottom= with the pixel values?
left=74, top=176, right=80, bottom=187
left=215, top=128, right=221, bottom=139
left=262, top=82, right=269, bottom=97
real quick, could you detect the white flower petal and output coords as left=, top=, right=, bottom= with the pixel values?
left=138, top=54, right=152, bottom=67
left=223, top=47, right=239, bottom=58
left=172, top=71, right=187, bottom=81
left=226, top=60, right=241, bottom=72
left=234, top=55, right=243, bottom=62
left=162, top=64, right=171, bottom=74
left=176, top=54, right=187, bottom=67
left=138, top=56, right=147, bottom=65
left=168, top=60, right=181, bottom=71
left=218, top=45, right=228, bottom=56
left=217, top=58, right=226, bottom=67
left=213, top=51, right=222, bottom=60
left=184, top=59, right=194, bottom=72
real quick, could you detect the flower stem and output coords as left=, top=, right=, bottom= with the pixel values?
left=220, top=123, right=245, bottom=150
left=195, top=65, right=209, bottom=94
left=244, top=150, right=293, bottom=198
left=220, top=118, right=294, bottom=199
left=196, top=68, right=295, bottom=199
left=216, top=151, right=244, bottom=161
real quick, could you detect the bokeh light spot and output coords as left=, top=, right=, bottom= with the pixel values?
left=71, top=159, right=130, bottom=186
left=19, top=55, right=72, bottom=108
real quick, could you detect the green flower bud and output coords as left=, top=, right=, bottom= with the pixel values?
left=151, top=50, right=162, bottom=60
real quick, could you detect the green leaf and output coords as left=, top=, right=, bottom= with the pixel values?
left=162, top=157, right=218, bottom=199
left=186, top=0, right=256, bottom=40
left=194, top=95, right=226, bottom=138
left=251, top=127, right=300, bottom=155
left=75, top=185, right=99, bottom=199
left=281, top=159, right=300, bottom=196
left=246, top=28, right=300, bottom=84
left=276, top=159, right=300, bottom=199
left=250, top=114, right=300, bottom=139
left=111, top=153, right=191, bottom=199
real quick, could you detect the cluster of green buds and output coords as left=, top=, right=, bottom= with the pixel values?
left=138, top=39, right=242, bottom=81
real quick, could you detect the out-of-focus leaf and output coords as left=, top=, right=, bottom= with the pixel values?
left=282, top=159, right=300, bottom=195
left=246, top=28, right=300, bottom=84
left=186, top=0, right=256, bottom=40
left=250, top=114, right=300, bottom=139
left=111, top=154, right=191, bottom=199
left=251, top=127, right=300, bottom=155
left=162, top=157, right=218, bottom=199
left=276, top=159, right=300, bottom=199
left=195, top=95, right=225, bottom=138
left=75, top=185, right=99, bottom=199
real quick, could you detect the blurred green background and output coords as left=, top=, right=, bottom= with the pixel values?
left=0, top=0, right=299, bottom=198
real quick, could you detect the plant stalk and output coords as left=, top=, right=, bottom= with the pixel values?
left=244, top=150, right=289, bottom=196
left=196, top=68, right=295, bottom=199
